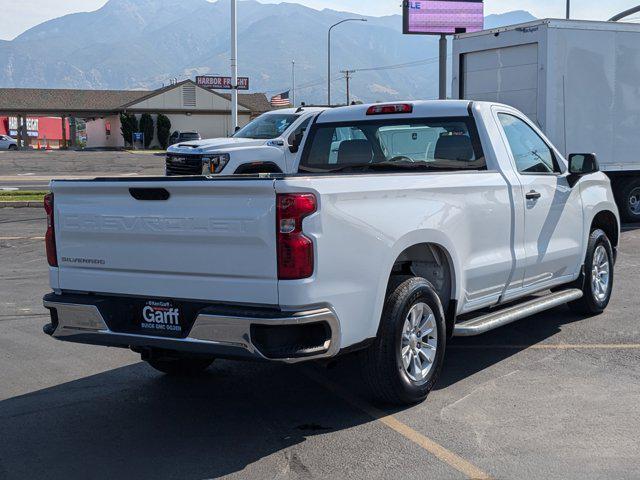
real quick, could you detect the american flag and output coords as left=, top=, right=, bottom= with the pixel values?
left=270, top=91, right=291, bottom=107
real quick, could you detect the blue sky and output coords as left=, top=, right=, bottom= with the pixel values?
left=0, top=0, right=637, bottom=40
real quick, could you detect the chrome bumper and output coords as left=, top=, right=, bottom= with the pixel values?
left=43, top=296, right=340, bottom=364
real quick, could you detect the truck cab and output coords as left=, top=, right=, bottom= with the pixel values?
left=165, top=107, right=324, bottom=176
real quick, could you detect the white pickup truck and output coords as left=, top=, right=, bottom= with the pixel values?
left=43, top=101, right=619, bottom=405
left=165, top=107, right=324, bottom=176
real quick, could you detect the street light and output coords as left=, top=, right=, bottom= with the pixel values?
left=328, top=18, right=367, bottom=106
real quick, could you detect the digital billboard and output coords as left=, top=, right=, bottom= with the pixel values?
left=403, top=0, right=484, bottom=35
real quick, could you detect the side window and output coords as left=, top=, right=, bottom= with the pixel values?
left=498, top=114, right=559, bottom=174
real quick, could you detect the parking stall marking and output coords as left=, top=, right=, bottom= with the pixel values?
left=304, top=367, right=493, bottom=480
left=449, top=344, right=640, bottom=350
left=0, top=236, right=45, bottom=241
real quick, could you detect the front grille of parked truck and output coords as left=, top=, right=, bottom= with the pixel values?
left=165, top=154, right=204, bottom=176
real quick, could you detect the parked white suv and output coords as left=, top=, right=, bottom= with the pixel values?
left=0, top=135, right=17, bottom=150
left=43, top=101, right=619, bottom=405
left=165, top=107, right=324, bottom=176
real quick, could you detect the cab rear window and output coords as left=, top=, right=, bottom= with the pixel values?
left=299, top=117, right=485, bottom=173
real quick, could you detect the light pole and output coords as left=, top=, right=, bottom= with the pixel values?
left=566, top=0, right=570, bottom=19
left=231, top=0, right=238, bottom=131
left=328, top=18, right=367, bottom=106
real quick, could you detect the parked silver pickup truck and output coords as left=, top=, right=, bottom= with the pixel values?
left=43, top=101, right=619, bottom=405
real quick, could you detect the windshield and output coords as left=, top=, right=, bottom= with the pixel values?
left=233, top=114, right=299, bottom=140
left=299, top=117, right=486, bottom=173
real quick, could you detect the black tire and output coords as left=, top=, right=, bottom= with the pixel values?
left=8, top=144, right=17, bottom=151
left=146, top=355, right=215, bottom=376
left=568, top=229, right=614, bottom=315
left=618, top=177, right=640, bottom=223
left=361, top=277, right=446, bottom=405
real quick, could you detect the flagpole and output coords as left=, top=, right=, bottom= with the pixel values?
left=292, top=60, right=296, bottom=107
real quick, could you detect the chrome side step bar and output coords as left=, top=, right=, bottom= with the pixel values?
left=453, top=289, right=583, bottom=337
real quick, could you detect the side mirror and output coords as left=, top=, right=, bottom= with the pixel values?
left=289, top=131, right=304, bottom=154
left=568, top=153, right=599, bottom=187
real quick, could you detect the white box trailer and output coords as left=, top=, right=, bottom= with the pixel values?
left=452, top=19, right=640, bottom=222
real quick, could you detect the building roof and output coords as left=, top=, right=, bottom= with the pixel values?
left=0, top=80, right=272, bottom=116
left=0, top=88, right=150, bottom=115
left=221, top=92, right=273, bottom=115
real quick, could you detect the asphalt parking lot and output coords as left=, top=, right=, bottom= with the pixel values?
left=0, top=150, right=165, bottom=190
left=1, top=207, right=639, bottom=480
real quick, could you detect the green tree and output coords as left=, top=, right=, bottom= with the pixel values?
left=139, top=113, right=154, bottom=149
left=156, top=114, right=172, bottom=150
left=120, top=113, right=138, bottom=147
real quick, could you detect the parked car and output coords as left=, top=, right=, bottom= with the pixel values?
left=0, top=135, right=17, bottom=150
left=165, top=107, right=325, bottom=176
left=168, top=131, right=201, bottom=147
left=42, top=101, right=619, bottom=405
left=453, top=18, right=640, bottom=222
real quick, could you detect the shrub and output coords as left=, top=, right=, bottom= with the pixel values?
left=139, top=113, right=154, bottom=149
left=157, top=114, right=172, bottom=150
left=120, top=113, right=138, bottom=147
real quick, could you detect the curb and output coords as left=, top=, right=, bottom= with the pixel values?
left=0, top=201, right=42, bottom=208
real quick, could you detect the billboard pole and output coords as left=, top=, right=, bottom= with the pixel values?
left=231, top=0, right=238, bottom=131
left=439, top=34, right=447, bottom=100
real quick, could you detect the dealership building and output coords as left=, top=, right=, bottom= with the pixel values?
left=0, top=80, right=272, bottom=148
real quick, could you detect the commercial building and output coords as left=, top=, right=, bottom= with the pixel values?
left=0, top=116, right=70, bottom=149
left=0, top=80, right=272, bottom=149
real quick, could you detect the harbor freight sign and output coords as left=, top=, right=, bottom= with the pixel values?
left=8, top=117, right=38, bottom=137
left=196, top=76, right=250, bottom=91
left=403, top=0, right=484, bottom=35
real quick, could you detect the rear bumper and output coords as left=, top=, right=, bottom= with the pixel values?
left=43, top=293, right=340, bottom=364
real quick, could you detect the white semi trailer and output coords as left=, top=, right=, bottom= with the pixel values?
left=452, top=19, right=640, bottom=222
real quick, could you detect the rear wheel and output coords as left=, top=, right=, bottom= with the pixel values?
left=145, top=353, right=215, bottom=376
left=569, top=229, right=614, bottom=315
left=361, top=277, right=446, bottom=405
left=619, top=177, right=640, bottom=223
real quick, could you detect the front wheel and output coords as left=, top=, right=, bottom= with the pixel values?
left=145, top=354, right=215, bottom=376
left=361, top=277, right=446, bottom=405
left=8, top=144, right=17, bottom=151
left=569, top=229, right=614, bottom=315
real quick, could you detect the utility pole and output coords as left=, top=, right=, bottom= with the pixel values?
left=439, top=34, right=447, bottom=100
left=341, top=70, right=355, bottom=105
left=566, top=0, right=570, bottom=19
left=292, top=60, right=296, bottom=107
left=230, top=0, right=238, bottom=132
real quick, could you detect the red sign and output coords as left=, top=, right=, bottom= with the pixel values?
left=196, top=76, right=250, bottom=90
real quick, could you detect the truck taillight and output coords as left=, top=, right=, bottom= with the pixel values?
left=366, top=103, right=413, bottom=115
left=277, top=193, right=317, bottom=280
left=44, top=193, right=58, bottom=267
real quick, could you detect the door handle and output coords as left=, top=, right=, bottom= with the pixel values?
left=526, top=190, right=542, bottom=200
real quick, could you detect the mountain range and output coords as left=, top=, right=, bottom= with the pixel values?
left=0, top=0, right=536, bottom=103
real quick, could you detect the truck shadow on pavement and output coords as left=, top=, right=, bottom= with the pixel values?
left=0, top=306, right=582, bottom=480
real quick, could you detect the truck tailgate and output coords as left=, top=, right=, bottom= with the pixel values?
left=51, top=179, right=278, bottom=305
